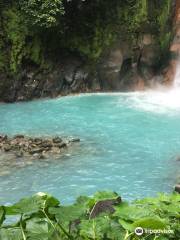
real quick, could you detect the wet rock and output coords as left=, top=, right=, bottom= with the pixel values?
left=90, top=197, right=122, bottom=219
left=51, top=147, right=61, bottom=154
left=0, top=135, right=8, bottom=141
left=175, top=184, right=180, bottom=193
left=69, top=138, right=80, bottom=143
left=29, top=148, right=44, bottom=155
left=14, top=135, right=25, bottom=139
left=15, top=151, right=24, bottom=158
left=0, top=135, right=80, bottom=160
left=53, top=137, right=62, bottom=144
left=4, top=145, right=11, bottom=152
left=57, top=142, right=67, bottom=148
left=41, top=142, right=53, bottom=148
left=38, top=153, right=47, bottom=159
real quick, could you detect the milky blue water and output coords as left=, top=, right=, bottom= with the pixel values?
left=0, top=92, right=180, bottom=205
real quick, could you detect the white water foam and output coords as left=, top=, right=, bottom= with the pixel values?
left=56, top=68, right=180, bottom=115
left=57, top=90, right=180, bottom=114
left=126, top=89, right=180, bottom=114
left=127, top=63, right=180, bottom=114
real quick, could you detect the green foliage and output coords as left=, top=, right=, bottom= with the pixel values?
left=0, top=37, right=6, bottom=71
left=67, top=24, right=116, bottom=61
left=0, top=0, right=173, bottom=75
left=0, top=191, right=179, bottom=240
left=3, top=7, right=28, bottom=73
left=19, top=0, right=64, bottom=28
left=157, top=0, right=172, bottom=62
left=124, top=0, right=148, bottom=34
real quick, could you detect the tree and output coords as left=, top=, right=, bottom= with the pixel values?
left=19, top=0, right=64, bottom=28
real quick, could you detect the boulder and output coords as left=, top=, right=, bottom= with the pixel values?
left=53, top=137, right=62, bottom=144
left=69, top=138, right=80, bottom=143
left=90, top=197, right=121, bottom=219
left=175, top=184, right=180, bottom=193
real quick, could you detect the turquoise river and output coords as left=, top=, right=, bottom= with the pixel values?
left=0, top=91, right=180, bottom=204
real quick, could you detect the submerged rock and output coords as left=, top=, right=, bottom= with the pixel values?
left=69, top=138, right=80, bottom=143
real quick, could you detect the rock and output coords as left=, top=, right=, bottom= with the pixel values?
left=57, top=142, right=67, bottom=148
left=38, top=153, right=47, bottom=159
left=69, top=138, right=80, bottom=143
left=41, top=142, right=53, bottom=148
left=14, top=135, right=25, bottom=139
left=51, top=147, right=61, bottom=154
left=15, top=151, right=24, bottom=158
left=53, top=137, right=62, bottom=144
left=98, top=43, right=123, bottom=90
left=90, top=197, right=122, bottom=219
left=0, top=135, right=79, bottom=161
left=4, top=145, right=11, bottom=152
left=140, top=44, right=160, bottom=68
left=29, top=148, right=44, bottom=155
left=175, top=184, right=180, bottom=193
left=32, top=153, right=40, bottom=158
left=0, top=135, right=7, bottom=141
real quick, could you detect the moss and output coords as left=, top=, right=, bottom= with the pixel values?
left=0, top=0, right=174, bottom=75
left=3, top=7, right=28, bottom=73
left=157, top=0, right=172, bottom=64
left=0, top=38, right=6, bottom=71
left=128, top=0, right=148, bottom=33
left=29, top=37, right=42, bottom=65
left=67, top=23, right=116, bottom=62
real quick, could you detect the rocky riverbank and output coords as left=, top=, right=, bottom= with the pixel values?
left=0, top=134, right=80, bottom=160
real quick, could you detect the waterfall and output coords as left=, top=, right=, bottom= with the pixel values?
left=166, top=1, right=180, bottom=88
left=174, top=61, right=180, bottom=88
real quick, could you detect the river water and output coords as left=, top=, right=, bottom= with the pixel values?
left=0, top=91, right=180, bottom=204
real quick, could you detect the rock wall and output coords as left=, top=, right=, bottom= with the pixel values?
left=98, top=34, right=162, bottom=92
left=0, top=35, right=162, bottom=103
left=164, top=0, right=180, bottom=85
left=0, top=0, right=174, bottom=102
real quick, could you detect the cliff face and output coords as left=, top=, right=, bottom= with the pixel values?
left=164, top=0, right=180, bottom=84
left=0, top=0, right=173, bottom=102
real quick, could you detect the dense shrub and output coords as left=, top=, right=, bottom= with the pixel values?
left=0, top=191, right=179, bottom=239
left=0, top=0, right=172, bottom=73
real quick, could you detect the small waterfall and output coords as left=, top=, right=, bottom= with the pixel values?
left=169, top=0, right=180, bottom=88
left=173, top=61, right=180, bottom=88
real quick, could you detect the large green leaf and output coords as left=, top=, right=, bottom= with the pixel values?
left=132, top=217, right=168, bottom=230
left=5, top=193, right=59, bottom=215
left=0, top=206, right=5, bottom=226
left=49, top=194, right=90, bottom=224
left=49, top=204, right=86, bottom=224
left=135, top=193, right=180, bottom=220
left=119, top=219, right=134, bottom=232
left=26, top=217, right=53, bottom=240
left=0, top=228, right=23, bottom=240
left=106, top=221, right=126, bottom=240
left=114, top=203, right=153, bottom=221
left=79, top=217, right=110, bottom=240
